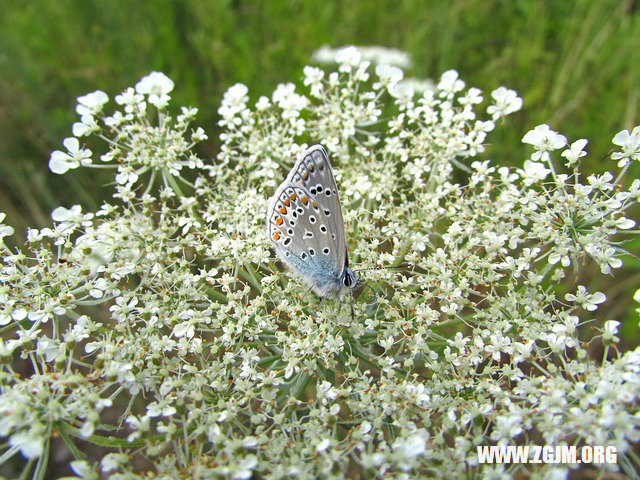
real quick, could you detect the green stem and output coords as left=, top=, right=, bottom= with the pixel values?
left=164, top=170, right=185, bottom=197
left=293, top=373, right=313, bottom=401
left=0, top=445, right=20, bottom=465
left=33, top=423, right=52, bottom=480
left=237, top=266, right=261, bottom=292
left=63, top=422, right=197, bottom=449
left=58, top=422, right=87, bottom=460
left=206, top=287, right=229, bottom=303
left=19, top=458, right=35, bottom=480
left=258, top=355, right=282, bottom=368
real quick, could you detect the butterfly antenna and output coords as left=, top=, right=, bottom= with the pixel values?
left=353, top=262, right=412, bottom=273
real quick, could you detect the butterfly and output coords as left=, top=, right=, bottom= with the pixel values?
left=266, top=145, right=358, bottom=301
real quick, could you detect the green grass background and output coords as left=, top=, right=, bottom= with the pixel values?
left=1, top=0, right=639, bottom=341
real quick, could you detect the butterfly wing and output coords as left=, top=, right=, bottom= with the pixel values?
left=266, top=145, right=348, bottom=297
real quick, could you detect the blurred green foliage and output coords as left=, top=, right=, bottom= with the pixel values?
left=1, top=0, right=639, bottom=339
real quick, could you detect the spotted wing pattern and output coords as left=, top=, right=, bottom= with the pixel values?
left=266, top=145, right=348, bottom=297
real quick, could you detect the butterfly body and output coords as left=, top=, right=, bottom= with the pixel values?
left=266, top=145, right=358, bottom=300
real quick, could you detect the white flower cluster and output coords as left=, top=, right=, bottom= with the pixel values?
left=313, top=45, right=413, bottom=69
left=49, top=71, right=207, bottom=198
left=1, top=56, right=639, bottom=479
left=313, top=44, right=435, bottom=97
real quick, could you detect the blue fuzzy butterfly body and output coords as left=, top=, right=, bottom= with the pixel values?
left=266, top=145, right=358, bottom=300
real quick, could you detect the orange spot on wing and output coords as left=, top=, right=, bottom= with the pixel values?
left=283, top=198, right=290, bottom=206
left=311, top=201, right=318, bottom=208
left=273, top=233, right=280, bottom=241
left=301, top=196, right=308, bottom=205
left=279, top=206, right=287, bottom=214
left=275, top=217, right=283, bottom=225
left=302, top=171, right=309, bottom=179
left=290, top=193, right=296, bottom=201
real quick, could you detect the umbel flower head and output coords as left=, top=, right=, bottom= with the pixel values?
left=1, top=56, right=640, bottom=479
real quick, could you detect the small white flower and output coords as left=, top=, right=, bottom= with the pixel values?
left=602, top=320, right=620, bottom=343
left=0, top=212, right=14, bottom=240
left=173, top=321, right=195, bottom=338
left=375, top=64, right=404, bottom=89
left=101, top=452, right=129, bottom=473
left=561, top=138, right=588, bottom=165
left=611, top=126, right=640, bottom=166
left=521, top=160, right=550, bottom=185
left=483, top=231, right=508, bottom=253
left=115, top=87, right=144, bottom=106
left=51, top=204, right=83, bottom=223
left=615, top=217, right=635, bottom=229
left=115, top=166, right=139, bottom=185
left=72, top=114, right=100, bottom=137
left=36, top=337, right=63, bottom=362
left=65, top=315, right=94, bottom=343
left=76, top=90, right=109, bottom=116
left=549, top=252, right=568, bottom=267
left=587, top=171, right=614, bottom=191
left=234, top=455, right=258, bottom=480
left=318, top=380, right=338, bottom=400
left=191, top=127, right=208, bottom=143
left=378, top=335, right=395, bottom=350
left=522, top=124, right=567, bottom=161
left=361, top=452, right=384, bottom=469
left=316, top=438, right=331, bottom=453
left=437, top=70, right=465, bottom=96
left=80, top=420, right=95, bottom=438
left=389, top=82, right=414, bottom=101
left=255, top=95, right=270, bottom=110
left=358, top=421, right=372, bottom=435
left=135, top=71, right=174, bottom=108
left=565, top=286, right=606, bottom=311
left=49, top=137, right=93, bottom=174
left=89, top=278, right=108, bottom=298
left=103, top=111, right=125, bottom=128
left=487, top=87, right=522, bottom=120
left=303, top=65, right=324, bottom=84
left=303, top=66, right=324, bottom=97
left=9, top=429, right=44, bottom=459
left=392, top=431, right=427, bottom=464
left=223, top=83, right=249, bottom=107
left=272, top=83, right=308, bottom=113
left=0, top=310, right=13, bottom=326
left=335, top=46, right=362, bottom=69
left=70, top=460, right=95, bottom=478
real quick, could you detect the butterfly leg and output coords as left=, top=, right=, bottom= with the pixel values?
left=302, top=284, right=314, bottom=301
left=349, top=289, right=355, bottom=321
left=317, top=292, right=332, bottom=314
